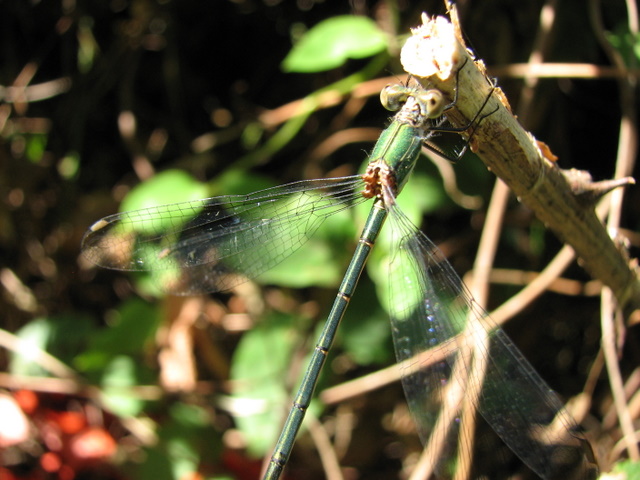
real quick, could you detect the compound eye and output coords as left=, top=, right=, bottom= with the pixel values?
left=417, top=90, right=446, bottom=118
left=380, top=84, right=410, bottom=111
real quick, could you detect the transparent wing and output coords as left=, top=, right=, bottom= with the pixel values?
left=384, top=198, right=598, bottom=479
left=82, top=176, right=366, bottom=294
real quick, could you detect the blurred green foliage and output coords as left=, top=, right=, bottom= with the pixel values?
left=1, top=1, right=638, bottom=479
left=281, top=16, right=388, bottom=72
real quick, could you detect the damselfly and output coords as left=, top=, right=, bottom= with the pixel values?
left=82, top=60, right=598, bottom=479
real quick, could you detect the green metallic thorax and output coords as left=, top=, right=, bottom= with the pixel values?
left=364, top=88, right=438, bottom=199
left=367, top=120, right=423, bottom=195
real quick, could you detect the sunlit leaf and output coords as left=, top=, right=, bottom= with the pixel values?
left=282, top=16, right=387, bottom=73
left=359, top=172, right=444, bottom=318
left=259, top=204, right=354, bottom=288
left=58, top=151, right=81, bottom=179
left=25, top=133, right=47, bottom=163
left=120, top=170, right=209, bottom=234
left=209, top=169, right=275, bottom=196
left=230, top=312, right=300, bottom=456
left=75, top=298, right=160, bottom=371
left=341, top=277, right=392, bottom=365
left=99, top=355, right=148, bottom=417
left=10, top=315, right=93, bottom=377
left=605, top=24, right=640, bottom=65
left=612, top=459, right=640, bottom=477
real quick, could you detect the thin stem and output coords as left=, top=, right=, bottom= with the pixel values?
left=601, top=287, right=640, bottom=460
left=306, top=413, right=344, bottom=480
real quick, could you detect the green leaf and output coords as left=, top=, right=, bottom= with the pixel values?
left=169, top=402, right=210, bottom=428
left=113, top=171, right=210, bottom=296
left=9, top=320, right=52, bottom=377
left=341, top=276, right=392, bottom=365
left=161, top=404, right=212, bottom=479
left=613, top=459, right=640, bottom=477
left=99, top=355, right=149, bottom=416
left=136, top=403, right=220, bottom=480
left=58, top=151, right=81, bottom=179
left=135, top=448, right=174, bottom=480
left=130, top=245, right=184, bottom=297
left=229, top=312, right=300, bottom=456
left=257, top=237, right=340, bottom=287
left=10, top=315, right=94, bottom=376
left=25, top=133, right=48, bottom=163
left=372, top=238, right=424, bottom=320
left=258, top=204, right=354, bottom=288
left=605, top=24, right=640, bottom=66
left=407, top=171, right=449, bottom=215
left=282, top=16, right=387, bottom=73
left=209, top=169, right=275, bottom=196
left=75, top=298, right=160, bottom=371
left=120, top=169, right=209, bottom=234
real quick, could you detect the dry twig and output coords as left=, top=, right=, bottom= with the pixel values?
left=401, top=13, right=640, bottom=323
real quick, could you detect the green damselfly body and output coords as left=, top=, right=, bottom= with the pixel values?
left=82, top=59, right=598, bottom=479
